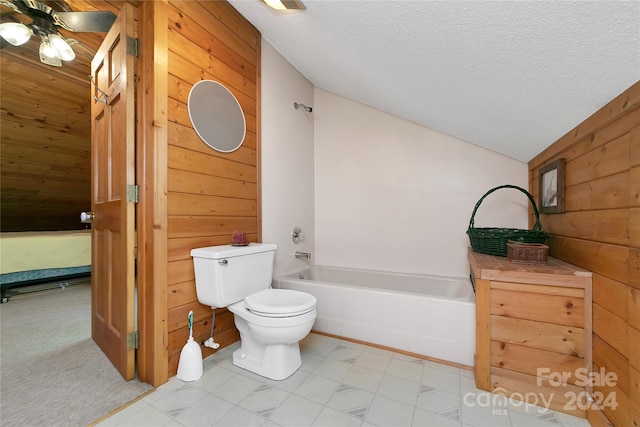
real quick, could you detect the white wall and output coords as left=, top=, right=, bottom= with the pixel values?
left=314, top=89, right=529, bottom=277
left=260, top=41, right=315, bottom=275
left=261, top=41, right=530, bottom=278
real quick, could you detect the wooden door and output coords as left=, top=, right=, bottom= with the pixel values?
left=90, top=3, right=136, bottom=380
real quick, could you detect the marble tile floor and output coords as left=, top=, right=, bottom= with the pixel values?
left=97, top=333, right=591, bottom=427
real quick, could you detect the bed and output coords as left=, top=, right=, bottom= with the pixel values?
left=0, top=230, right=91, bottom=303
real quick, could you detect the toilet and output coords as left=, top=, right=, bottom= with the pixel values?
left=190, top=243, right=316, bottom=380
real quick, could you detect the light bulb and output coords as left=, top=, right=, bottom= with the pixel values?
left=40, top=40, right=57, bottom=58
left=49, top=34, right=75, bottom=61
left=39, top=39, right=62, bottom=66
left=264, top=0, right=287, bottom=10
left=262, top=0, right=305, bottom=10
left=0, top=22, right=33, bottom=46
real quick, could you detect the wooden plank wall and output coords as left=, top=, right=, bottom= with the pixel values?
left=165, top=0, right=261, bottom=377
left=0, top=57, right=89, bottom=231
left=0, top=1, right=121, bottom=231
left=528, top=81, right=640, bottom=427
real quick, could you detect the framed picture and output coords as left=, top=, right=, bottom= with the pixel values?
left=539, top=158, right=565, bottom=214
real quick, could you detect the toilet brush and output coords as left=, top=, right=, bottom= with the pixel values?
left=177, top=310, right=203, bottom=382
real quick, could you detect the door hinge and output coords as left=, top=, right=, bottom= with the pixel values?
left=126, top=185, right=139, bottom=203
left=127, top=331, right=139, bottom=350
left=126, top=36, right=139, bottom=57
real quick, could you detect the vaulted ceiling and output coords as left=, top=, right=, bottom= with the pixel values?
left=229, top=0, right=640, bottom=162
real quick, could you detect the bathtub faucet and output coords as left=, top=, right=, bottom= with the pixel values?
left=295, top=251, right=311, bottom=260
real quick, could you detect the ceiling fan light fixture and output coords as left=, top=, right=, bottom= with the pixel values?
left=2, top=0, right=112, bottom=66
left=261, top=0, right=306, bottom=11
left=48, top=33, right=75, bottom=61
left=39, top=38, right=62, bottom=66
left=0, top=22, right=33, bottom=46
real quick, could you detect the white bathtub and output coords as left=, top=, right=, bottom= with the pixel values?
left=273, top=265, right=476, bottom=367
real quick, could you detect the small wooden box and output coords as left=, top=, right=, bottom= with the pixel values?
left=507, top=241, right=549, bottom=264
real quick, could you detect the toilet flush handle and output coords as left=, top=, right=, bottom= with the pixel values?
left=218, top=259, right=228, bottom=266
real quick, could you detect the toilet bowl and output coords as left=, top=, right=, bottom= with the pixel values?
left=228, top=289, right=317, bottom=380
left=190, top=243, right=317, bottom=380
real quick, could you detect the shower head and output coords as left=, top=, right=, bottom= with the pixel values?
left=294, top=102, right=313, bottom=113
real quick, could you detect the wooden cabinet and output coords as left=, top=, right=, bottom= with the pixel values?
left=469, top=248, right=592, bottom=418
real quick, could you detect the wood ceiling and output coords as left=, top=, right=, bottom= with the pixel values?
left=1, top=1, right=121, bottom=231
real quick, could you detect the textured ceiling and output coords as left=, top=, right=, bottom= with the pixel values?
left=229, top=0, right=640, bottom=162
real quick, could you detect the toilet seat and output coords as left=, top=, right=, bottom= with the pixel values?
left=244, top=289, right=316, bottom=318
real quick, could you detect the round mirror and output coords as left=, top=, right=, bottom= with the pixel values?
left=187, top=80, right=246, bottom=153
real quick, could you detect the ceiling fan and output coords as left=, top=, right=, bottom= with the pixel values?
left=0, top=0, right=115, bottom=66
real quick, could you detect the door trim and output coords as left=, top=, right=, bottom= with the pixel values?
left=135, top=0, right=169, bottom=387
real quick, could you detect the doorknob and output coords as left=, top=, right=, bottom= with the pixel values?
left=80, top=211, right=95, bottom=223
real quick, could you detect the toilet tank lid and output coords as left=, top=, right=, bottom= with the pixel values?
left=191, top=243, right=277, bottom=259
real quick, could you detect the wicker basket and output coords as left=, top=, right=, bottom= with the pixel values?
left=467, top=185, right=548, bottom=257
left=507, top=241, right=549, bottom=264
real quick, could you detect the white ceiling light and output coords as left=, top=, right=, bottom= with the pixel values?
left=261, top=0, right=305, bottom=11
left=49, top=33, right=75, bottom=61
left=0, top=20, right=73, bottom=66
left=0, top=22, right=33, bottom=46
left=38, top=37, right=61, bottom=67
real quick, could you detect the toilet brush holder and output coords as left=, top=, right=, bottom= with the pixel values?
left=177, top=311, right=203, bottom=381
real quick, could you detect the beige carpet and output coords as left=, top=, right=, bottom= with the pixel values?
left=0, top=282, right=153, bottom=426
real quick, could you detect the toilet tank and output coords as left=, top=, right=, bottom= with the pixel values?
left=190, top=243, right=277, bottom=308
